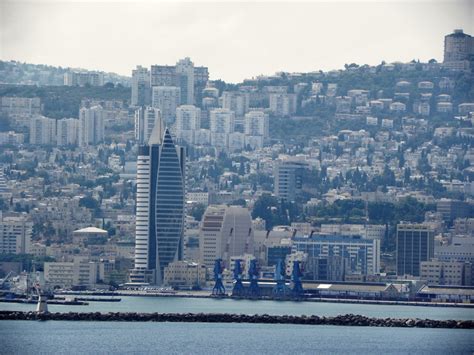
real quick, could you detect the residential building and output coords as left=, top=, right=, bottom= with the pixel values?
left=210, top=109, right=235, bottom=149
left=396, top=223, right=435, bottom=277
left=221, top=91, right=249, bottom=117
left=152, top=86, right=181, bottom=124
left=78, top=106, right=105, bottom=146
left=29, top=115, right=56, bottom=145
left=175, top=105, right=201, bottom=144
left=64, top=71, right=104, bottom=86
left=56, top=118, right=79, bottom=146
left=269, top=93, right=297, bottom=116
left=131, top=65, right=151, bottom=107
left=134, top=106, right=161, bottom=145
left=0, top=214, right=32, bottom=255
left=443, top=29, right=474, bottom=71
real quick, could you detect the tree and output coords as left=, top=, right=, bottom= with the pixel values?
left=190, top=203, right=206, bottom=221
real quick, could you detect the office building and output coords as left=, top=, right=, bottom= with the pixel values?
left=131, top=65, right=151, bottom=107
left=56, top=118, right=79, bottom=146
left=274, top=156, right=309, bottom=201
left=163, top=260, right=206, bottom=289
left=420, top=259, right=472, bottom=286
left=436, top=199, right=471, bottom=223
left=131, top=117, right=186, bottom=285
left=443, top=29, right=474, bottom=71
left=29, top=115, right=56, bottom=145
left=134, top=106, right=162, bottom=145
left=396, top=223, right=435, bottom=277
left=292, top=235, right=380, bottom=277
left=175, top=105, right=201, bottom=144
left=0, top=214, right=33, bottom=255
left=199, top=205, right=254, bottom=269
left=44, top=257, right=99, bottom=289
left=152, top=86, right=181, bottom=124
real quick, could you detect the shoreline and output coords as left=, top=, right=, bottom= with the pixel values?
left=1, top=311, right=472, bottom=329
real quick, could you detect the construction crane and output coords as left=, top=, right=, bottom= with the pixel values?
left=212, top=259, right=226, bottom=296
left=231, top=259, right=245, bottom=297
left=0, top=271, right=13, bottom=289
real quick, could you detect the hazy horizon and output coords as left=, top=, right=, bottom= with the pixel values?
left=1, top=0, right=473, bottom=83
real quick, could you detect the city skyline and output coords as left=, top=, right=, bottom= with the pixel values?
left=1, top=1, right=473, bottom=83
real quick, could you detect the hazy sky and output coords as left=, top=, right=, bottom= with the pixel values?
left=1, top=0, right=473, bottom=83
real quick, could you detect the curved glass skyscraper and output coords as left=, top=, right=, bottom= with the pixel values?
left=131, top=119, right=186, bottom=285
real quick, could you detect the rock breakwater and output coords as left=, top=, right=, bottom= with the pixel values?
left=0, top=311, right=472, bottom=329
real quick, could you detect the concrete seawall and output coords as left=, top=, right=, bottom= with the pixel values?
left=1, top=311, right=473, bottom=329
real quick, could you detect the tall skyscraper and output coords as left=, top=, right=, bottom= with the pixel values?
left=396, top=223, right=435, bottom=277
left=78, top=106, right=104, bottom=146
left=134, top=106, right=162, bottom=145
left=152, top=86, right=181, bottom=124
left=131, top=118, right=186, bottom=285
left=175, top=105, right=201, bottom=144
left=131, top=66, right=151, bottom=107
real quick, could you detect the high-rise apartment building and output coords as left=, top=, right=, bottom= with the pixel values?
left=78, top=106, right=105, bottom=146
left=443, top=29, right=474, bottom=71
left=210, top=108, right=235, bottom=149
left=175, top=105, right=201, bottom=144
left=29, top=115, right=57, bottom=145
left=152, top=86, right=181, bottom=124
left=0, top=213, right=33, bottom=255
left=134, top=106, right=161, bottom=145
left=244, top=110, right=269, bottom=149
left=131, top=118, right=186, bottom=285
left=396, top=223, right=435, bottom=277
left=221, top=91, right=250, bottom=117
left=131, top=65, right=151, bottom=107
left=56, top=118, right=79, bottom=146
left=269, top=93, right=297, bottom=116
left=150, top=58, right=209, bottom=105
left=199, top=205, right=254, bottom=269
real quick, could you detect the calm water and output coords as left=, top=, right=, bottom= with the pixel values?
left=1, top=321, right=473, bottom=354
left=1, top=296, right=474, bottom=320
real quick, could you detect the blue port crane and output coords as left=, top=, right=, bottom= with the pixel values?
left=212, top=259, right=226, bottom=296
left=247, top=259, right=260, bottom=297
left=291, top=260, right=304, bottom=297
left=272, top=259, right=289, bottom=297
left=232, top=259, right=245, bottom=297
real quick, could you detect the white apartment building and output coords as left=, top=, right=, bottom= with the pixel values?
left=78, top=106, right=104, bottom=146
left=152, top=86, right=181, bottom=123
left=210, top=108, right=235, bottom=149
left=221, top=91, right=249, bottom=117
left=269, top=93, right=297, bottom=116
left=176, top=105, right=201, bottom=144
left=29, top=115, right=56, bottom=145
left=0, top=214, right=33, bottom=254
left=44, top=257, right=99, bottom=289
left=134, top=106, right=161, bottom=145
left=56, top=118, right=79, bottom=146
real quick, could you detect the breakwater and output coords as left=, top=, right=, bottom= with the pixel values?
left=1, top=311, right=473, bottom=329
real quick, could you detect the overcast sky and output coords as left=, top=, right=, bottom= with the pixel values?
left=1, top=0, right=473, bottom=83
